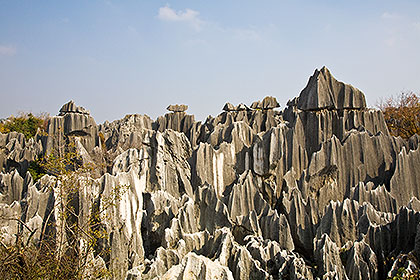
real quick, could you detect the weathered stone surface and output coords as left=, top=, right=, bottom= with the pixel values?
left=0, top=201, right=21, bottom=245
left=155, top=112, right=196, bottom=142
left=43, top=101, right=99, bottom=156
left=314, top=233, right=348, bottom=280
left=237, top=103, right=249, bottom=111
left=190, top=142, right=237, bottom=198
left=160, top=252, right=234, bottom=280
left=250, top=96, right=280, bottom=110
left=1, top=67, right=420, bottom=279
left=261, top=96, right=280, bottom=109
left=390, top=145, right=420, bottom=206
left=59, top=100, right=90, bottom=115
left=316, top=199, right=393, bottom=248
left=351, top=182, right=397, bottom=213
left=297, top=66, right=366, bottom=110
left=167, top=104, right=188, bottom=112
left=223, top=102, right=236, bottom=112
left=0, top=170, right=26, bottom=204
left=0, top=132, right=43, bottom=176
left=344, top=241, right=378, bottom=280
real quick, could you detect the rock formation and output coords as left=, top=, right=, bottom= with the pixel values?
left=59, top=100, right=90, bottom=115
left=251, top=96, right=280, bottom=110
left=167, top=104, right=188, bottom=112
left=1, top=67, right=420, bottom=279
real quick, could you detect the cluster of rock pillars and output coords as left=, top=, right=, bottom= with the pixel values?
left=1, top=67, right=420, bottom=279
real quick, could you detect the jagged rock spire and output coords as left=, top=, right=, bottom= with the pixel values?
left=297, top=66, right=366, bottom=110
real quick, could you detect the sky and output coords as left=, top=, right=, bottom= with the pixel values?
left=1, top=1, right=420, bottom=123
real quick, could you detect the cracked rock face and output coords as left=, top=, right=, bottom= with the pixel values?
left=1, top=67, right=420, bottom=279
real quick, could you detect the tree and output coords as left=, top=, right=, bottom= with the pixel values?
left=378, top=92, right=420, bottom=139
left=0, top=112, right=48, bottom=140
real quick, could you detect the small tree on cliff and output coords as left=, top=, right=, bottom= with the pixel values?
left=378, top=91, right=420, bottom=139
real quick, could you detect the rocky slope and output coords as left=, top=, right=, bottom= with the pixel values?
left=1, top=67, right=420, bottom=279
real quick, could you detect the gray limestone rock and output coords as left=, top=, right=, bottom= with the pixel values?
left=0, top=201, right=21, bottom=245
left=250, top=101, right=261, bottom=110
left=351, top=182, right=397, bottom=213
left=390, top=145, right=420, bottom=206
left=261, top=96, right=280, bottom=109
left=1, top=67, right=420, bottom=279
left=0, top=132, right=43, bottom=175
left=160, top=252, right=234, bottom=280
left=190, top=142, right=238, bottom=198
left=237, top=103, right=249, bottom=111
left=43, top=101, right=99, bottom=156
left=297, top=67, right=366, bottom=111
left=155, top=111, right=196, bottom=143
left=344, top=241, right=379, bottom=280
left=250, top=96, right=280, bottom=110
left=59, top=100, right=90, bottom=115
left=0, top=170, right=26, bottom=204
left=314, top=233, right=349, bottom=280
left=223, top=102, right=236, bottom=112
left=166, top=104, right=188, bottom=112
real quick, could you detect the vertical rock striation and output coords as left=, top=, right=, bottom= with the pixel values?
left=1, top=67, right=420, bottom=279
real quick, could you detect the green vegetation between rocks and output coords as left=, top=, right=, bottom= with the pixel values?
left=27, top=158, right=46, bottom=182
left=0, top=113, right=48, bottom=140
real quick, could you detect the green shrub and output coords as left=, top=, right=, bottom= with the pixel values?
left=28, top=159, right=46, bottom=182
left=0, top=113, right=48, bottom=140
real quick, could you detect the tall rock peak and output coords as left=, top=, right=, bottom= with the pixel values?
left=297, top=67, right=367, bottom=111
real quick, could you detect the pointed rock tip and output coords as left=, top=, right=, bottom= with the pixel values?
left=297, top=67, right=366, bottom=111
left=223, top=102, right=236, bottom=112
left=320, top=66, right=330, bottom=73
left=312, top=66, right=330, bottom=78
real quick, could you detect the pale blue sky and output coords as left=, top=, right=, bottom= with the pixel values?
left=1, top=1, right=420, bottom=123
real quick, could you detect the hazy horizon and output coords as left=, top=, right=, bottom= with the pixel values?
left=1, top=1, right=420, bottom=123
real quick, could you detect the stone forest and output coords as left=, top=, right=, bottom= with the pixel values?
left=1, top=67, right=420, bottom=279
